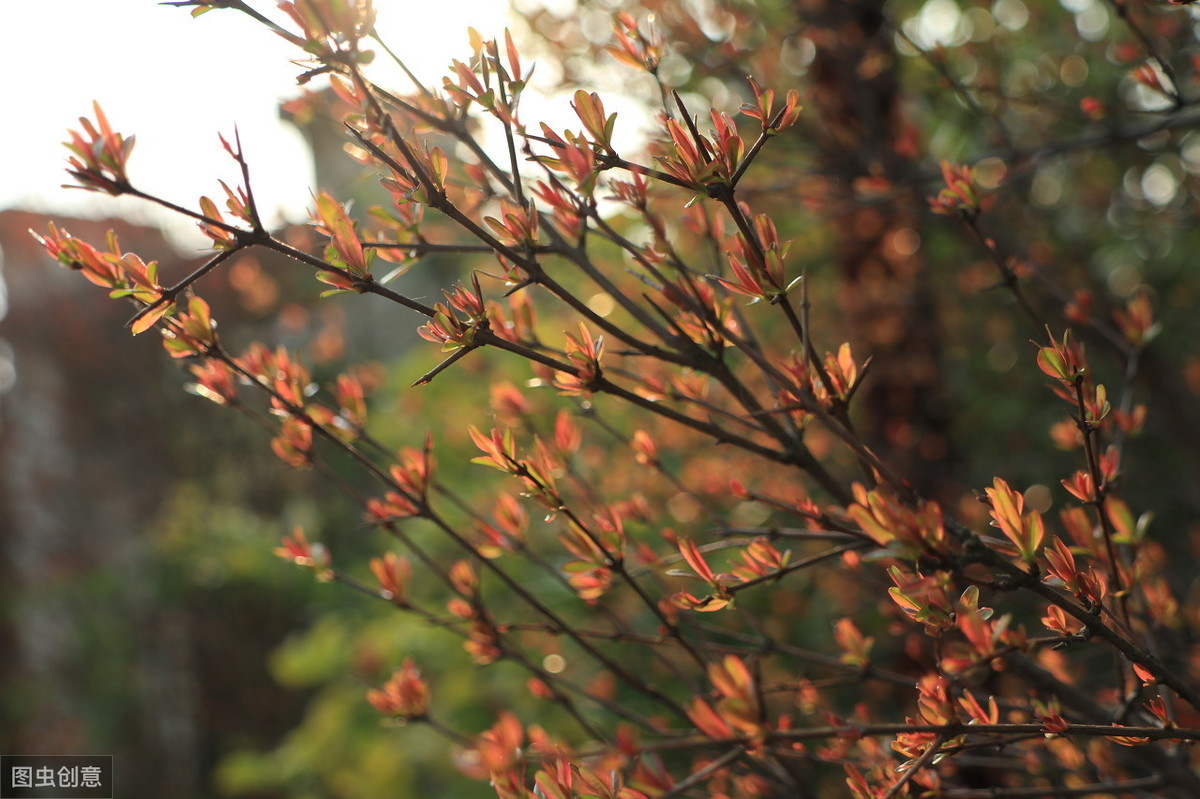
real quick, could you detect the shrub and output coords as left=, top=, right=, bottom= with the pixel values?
left=37, top=0, right=1200, bottom=796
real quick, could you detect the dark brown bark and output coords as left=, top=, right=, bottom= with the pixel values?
left=805, top=0, right=957, bottom=499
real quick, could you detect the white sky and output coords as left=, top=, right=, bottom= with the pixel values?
left=1, top=0, right=513, bottom=249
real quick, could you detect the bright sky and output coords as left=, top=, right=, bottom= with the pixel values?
left=2, top=0, right=512, bottom=249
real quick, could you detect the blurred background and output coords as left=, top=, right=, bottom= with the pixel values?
left=5, top=1, right=1200, bottom=797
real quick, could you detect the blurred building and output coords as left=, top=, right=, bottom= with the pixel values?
left=0, top=211, right=314, bottom=798
left=0, top=211, right=207, bottom=794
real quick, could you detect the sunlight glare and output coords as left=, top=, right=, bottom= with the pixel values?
left=2, top=0, right=510, bottom=249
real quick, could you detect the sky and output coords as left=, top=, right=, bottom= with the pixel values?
left=2, top=0, right=513, bottom=250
